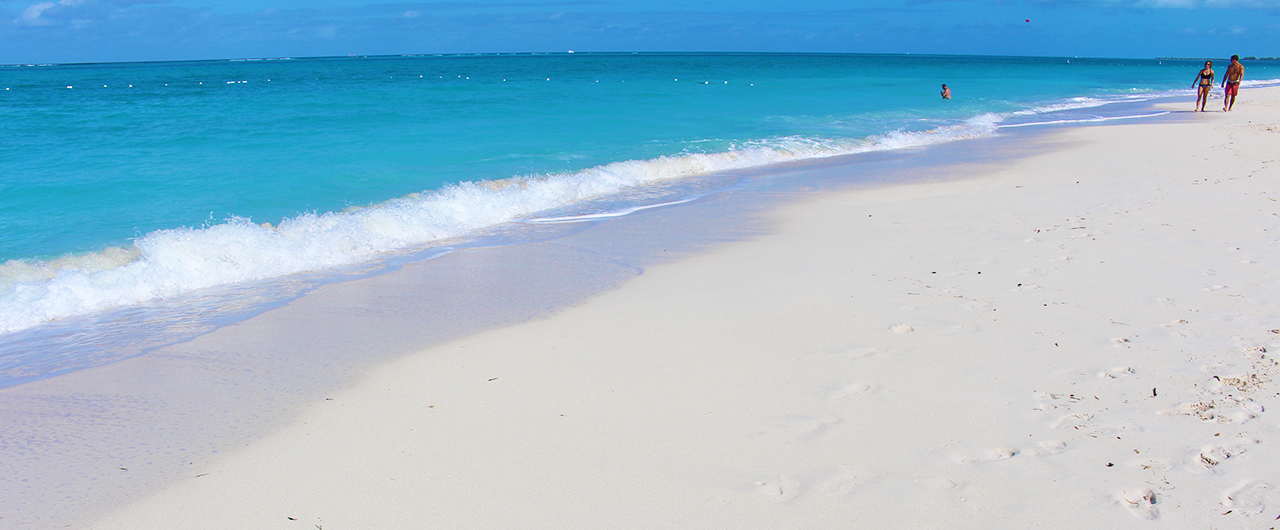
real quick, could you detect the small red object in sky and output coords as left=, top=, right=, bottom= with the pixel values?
left=1025, top=18, right=1030, bottom=22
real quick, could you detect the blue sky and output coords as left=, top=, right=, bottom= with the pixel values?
left=1, top=0, right=1277, bottom=63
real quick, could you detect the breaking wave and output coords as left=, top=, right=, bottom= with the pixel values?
left=0, top=108, right=1076, bottom=334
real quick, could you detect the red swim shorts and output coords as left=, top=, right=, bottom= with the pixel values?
left=1225, top=82, right=1239, bottom=96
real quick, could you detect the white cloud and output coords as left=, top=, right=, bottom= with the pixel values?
left=19, top=2, right=58, bottom=26
left=16, top=0, right=86, bottom=27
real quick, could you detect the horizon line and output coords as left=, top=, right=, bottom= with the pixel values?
left=7, top=50, right=1269, bottom=69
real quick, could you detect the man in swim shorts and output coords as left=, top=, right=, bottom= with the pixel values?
left=1222, top=55, right=1244, bottom=111
left=940, top=84, right=951, bottom=99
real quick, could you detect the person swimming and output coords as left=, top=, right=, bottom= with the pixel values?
left=1194, top=60, right=1214, bottom=112
left=940, top=84, right=951, bottom=100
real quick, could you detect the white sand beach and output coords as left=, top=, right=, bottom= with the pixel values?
left=77, top=88, right=1280, bottom=528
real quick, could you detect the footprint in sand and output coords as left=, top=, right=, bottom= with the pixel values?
left=889, top=323, right=914, bottom=334
left=1240, top=400, right=1265, bottom=415
left=954, top=447, right=1019, bottom=464
left=1221, top=481, right=1272, bottom=516
left=1159, top=319, right=1189, bottom=338
left=770, top=414, right=841, bottom=440
left=1213, top=373, right=1268, bottom=395
left=1033, top=391, right=1085, bottom=411
left=1018, top=267, right=1045, bottom=276
left=1162, top=361, right=1271, bottom=423
left=919, top=476, right=958, bottom=491
left=1194, top=438, right=1258, bottom=470
left=1035, top=440, right=1068, bottom=455
left=1243, top=345, right=1268, bottom=358
left=820, top=465, right=876, bottom=497
left=1176, top=401, right=1256, bottom=423
left=943, top=323, right=979, bottom=334
left=987, top=447, right=1019, bottom=461
left=1119, top=488, right=1159, bottom=520
left=836, top=346, right=884, bottom=360
left=754, top=476, right=801, bottom=503
left=1161, top=401, right=1220, bottom=422
left=1099, top=366, right=1134, bottom=379
left=826, top=382, right=873, bottom=400
left=1051, top=412, right=1094, bottom=429
left=1134, top=459, right=1175, bottom=473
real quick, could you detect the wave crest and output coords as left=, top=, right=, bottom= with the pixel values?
left=0, top=114, right=1007, bottom=334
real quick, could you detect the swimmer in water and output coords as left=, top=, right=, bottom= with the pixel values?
left=940, top=84, right=951, bottom=100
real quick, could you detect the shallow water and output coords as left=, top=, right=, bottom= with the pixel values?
left=2, top=53, right=1277, bottom=386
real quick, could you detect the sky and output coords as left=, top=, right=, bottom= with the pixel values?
left=1, top=0, right=1277, bottom=64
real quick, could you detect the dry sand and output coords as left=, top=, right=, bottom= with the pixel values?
left=84, top=89, right=1280, bottom=528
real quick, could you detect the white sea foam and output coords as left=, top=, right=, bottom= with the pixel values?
left=0, top=111, right=1013, bottom=334
left=522, top=197, right=703, bottom=224
left=1011, top=92, right=1171, bottom=117
left=1000, top=111, right=1171, bottom=128
left=1014, top=97, right=1112, bottom=116
left=1240, top=77, right=1280, bottom=88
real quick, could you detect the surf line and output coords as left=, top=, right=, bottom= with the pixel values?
left=522, top=196, right=703, bottom=225
left=999, top=111, right=1170, bottom=129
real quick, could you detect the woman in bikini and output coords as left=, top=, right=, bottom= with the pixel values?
left=1194, top=60, right=1214, bottom=112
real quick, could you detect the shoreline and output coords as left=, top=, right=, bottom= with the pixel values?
left=5, top=88, right=1280, bottom=527
left=0, top=74, right=1219, bottom=347
left=2, top=115, right=1055, bottom=528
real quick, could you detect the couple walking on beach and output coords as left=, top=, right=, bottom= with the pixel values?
left=1195, top=55, right=1245, bottom=112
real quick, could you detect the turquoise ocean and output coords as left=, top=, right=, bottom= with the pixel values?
left=2, top=53, right=1278, bottom=387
